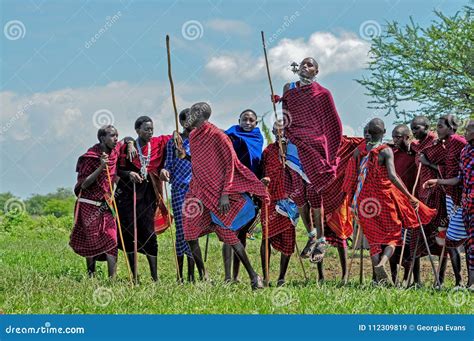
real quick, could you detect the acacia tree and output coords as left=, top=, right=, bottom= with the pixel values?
left=357, top=6, right=473, bottom=125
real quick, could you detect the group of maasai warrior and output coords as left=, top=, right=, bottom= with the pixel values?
left=70, top=56, right=474, bottom=290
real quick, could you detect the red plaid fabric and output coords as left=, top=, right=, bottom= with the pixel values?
left=282, top=82, right=343, bottom=191
left=325, top=227, right=347, bottom=248
left=182, top=193, right=240, bottom=245
left=443, top=134, right=467, bottom=205
left=391, top=146, right=417, bottom=193
left=410, top=133, right=447, bottom=256
left=70, top=144, right=119, bottom=259
left=345, top=144, right=437, bottom=256
left=187, top=122, right=268, bottom=227
left=119, top=135, right=171, bottom=173
left=261, top=143, right=295, bottom=255
left=461, top=144, right=474, bottom=270
left=284, top=136, right=364, bottom=212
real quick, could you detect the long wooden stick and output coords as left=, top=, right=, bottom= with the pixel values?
left=261, top=31, right=285, bottom=166
left=415, top=210, right=441, bottom=288
left=204, top=235, right=210, bottom=263
left=359, top=241, right=364, bottom=284
left=105, top=165, right=133, bottom=284
left=345, top=221, right=361, bottom=285
left=163, top=182, right=181, bottom=282
left=264, top=191, right=270, bottom=286
left=395, top=162, right=422, bottom=286
left=166, top=35, right=184, bottom=157
left=133, top=183, right=138, bottom=283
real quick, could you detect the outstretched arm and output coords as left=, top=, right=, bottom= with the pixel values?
left=423, top=177, right=460, bottom=189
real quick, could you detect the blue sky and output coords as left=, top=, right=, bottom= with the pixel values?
left=0, top=0, right=466, bottom=197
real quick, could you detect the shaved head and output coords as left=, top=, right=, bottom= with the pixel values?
left=393, top=124, right=410, bottom=137
left=368, top=118, right=385, bottom=135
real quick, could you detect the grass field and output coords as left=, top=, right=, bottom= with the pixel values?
left=0, top=213, right=472, bottom=314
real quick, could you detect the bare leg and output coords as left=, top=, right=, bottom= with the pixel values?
left=232, top=227, right=248, bottom=282
left=311, top=208, right=323, bottom=239
left=277, top=254, right=291, bottom=286
left=231, top=242, right=262, bottom=289
left=337, top=246, right=348, bottom=282
left=105, top=254, right=117, bottom=279
left=177, top=255, right=184, bottom=283
left=300, top=203, right=317, bottom=258
left=222, top=244, right=232, bottom=282
left=86, top=257, right=96, bottom=278
left=187, top=256, right=195, bottom=283
left=126, top=252, right=136, bottom=281
left=317, top=261, right=324, bottom=282
left=260, top=241, right=271, bottom=284
left=188, top=240, right=207, bottom=281
left=447, top=248, right=462, bottom=286
left=146, top=254, right=158, bottom=282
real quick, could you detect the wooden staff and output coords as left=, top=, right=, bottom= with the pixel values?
left=264, top=190, right=270, bottom=286
left=166, top=35, right=185, bottom=158
left=345, top=220, right=361, bottom=285
left=359, top=241, right=364, bottom=284
left=261, top=31, right=285, bottom=166
left=204, top=235, right=210, bottom=263
left=105, top=164, right=133, bottom=284
left=395, top=162, right=422, bottom=286
left=133, top=183, right=138, bottom=283
left=163, top=182, right=181, bottom=282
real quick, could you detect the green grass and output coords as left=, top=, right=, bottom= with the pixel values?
left=0, top=217, right=472, bottom=314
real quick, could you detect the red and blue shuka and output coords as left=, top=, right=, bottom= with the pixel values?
left=281, top=81, right=343, bottom=206
left=261, top=142, right=295, bottom=256
left=183, top=122, right=268, bottom=244
left=69, top=143, right=120, bottom=260
left=116, top=135, right=171, bottom=256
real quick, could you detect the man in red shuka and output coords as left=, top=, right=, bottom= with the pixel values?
left=182, top=102, right=268, bottom=290
left=343, top=118, right=436, bottom=284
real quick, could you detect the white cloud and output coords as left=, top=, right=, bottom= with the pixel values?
left=206, top=19, right=252, bottom=36
left=205, top=31, right=370, bottom=82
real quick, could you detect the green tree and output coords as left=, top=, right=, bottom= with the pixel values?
left=43, top=198, right=75, bottom=218
left=357, top=6, right=473, bottom=124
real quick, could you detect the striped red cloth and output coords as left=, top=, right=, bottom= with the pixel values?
left=410, top=132, right=447, bottom=256
left=282, top=81, right=342, bottom=192
left=443, top=134, right=467, bottom=206
left=344, top=144, right=437, bottom=256
left=70, top=144, right=120, bottom=259
left=261, top=142, right=295, bottom=255
left=391, top=146, right=417, bottom=193
left=183, top=122, right=268, bottom=243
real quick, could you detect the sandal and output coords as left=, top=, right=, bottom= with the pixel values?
left=309, top=240, right=327, bottom=263
left=251, top=275, right=264, bottom=290
left=300, top=237, right=318, bottom=259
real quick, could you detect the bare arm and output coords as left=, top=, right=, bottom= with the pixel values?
left=381, top=148, right=417, bottom=201
left=423, top=177, right=460, bottom=188
left=81, top=153, right=107, bottom=190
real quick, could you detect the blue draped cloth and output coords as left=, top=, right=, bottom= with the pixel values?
left=225, top=125, right=263, bottom=177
